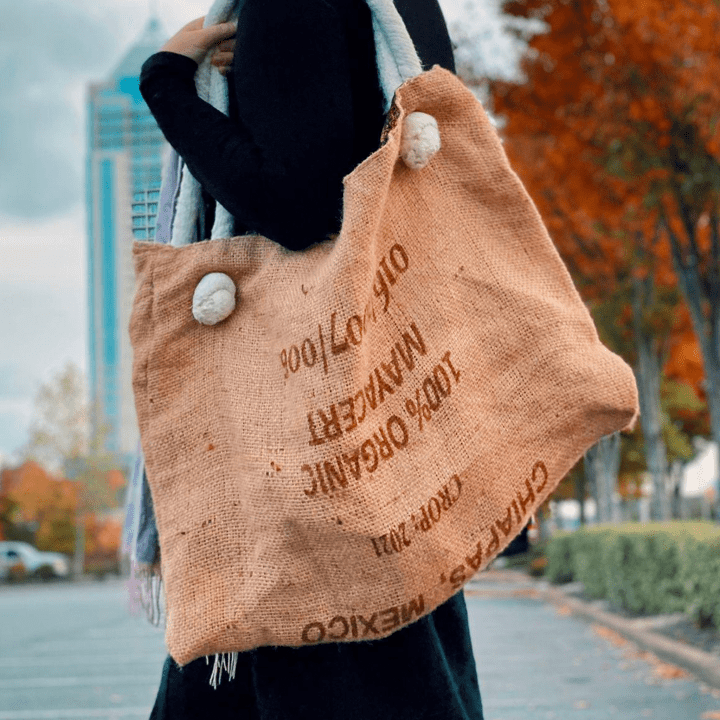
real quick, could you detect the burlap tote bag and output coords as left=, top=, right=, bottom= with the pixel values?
left=129, top=0, right=640, bottom=671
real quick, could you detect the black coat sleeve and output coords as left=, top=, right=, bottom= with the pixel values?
left=139, top=0, right=356, bottom=250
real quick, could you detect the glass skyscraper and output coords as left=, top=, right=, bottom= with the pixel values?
left=86, top=18, right=167, bottom=459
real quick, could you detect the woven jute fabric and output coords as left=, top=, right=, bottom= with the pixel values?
left=129, top=67, right=640, bottom=667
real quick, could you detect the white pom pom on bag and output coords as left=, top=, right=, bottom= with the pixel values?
left=401, top=111, right=441, bottom=170
left=192, top=272, right=236, bottom=325
left=130, top=0, right=640, bottom=685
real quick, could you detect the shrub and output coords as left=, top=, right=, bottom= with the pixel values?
left=528, top=554, right=548, bottom=577
left=570, top=529, right=614, bottom=599
left=681, top=537, right=720, bottom=630
left=545, top=532, right=574, bottom=584
left=545, top=522, right=720, bottom=628
left=604, top=531, right=684, bottom=615
left=500, top=542, right=549, bottom=576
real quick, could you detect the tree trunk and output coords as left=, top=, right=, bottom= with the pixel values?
left=534, top=504, right=552, bottom=542
left=669, top=459, right=684, bottom=519
left=573, top=469, right=587, bottom=526
left=662, top=210, right=720, bottom=520
left=584, top=450, right=598, bottom=521
left=631, top=272, right=671, bottom=521
left=73, top=511, right=85, bottom=579
left=584, top=432, right=622, bottom=523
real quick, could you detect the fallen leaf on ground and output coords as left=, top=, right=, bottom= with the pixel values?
left=700, top=712, right=720, bottom=719
left=617, top=644, right=688, bottom=680
left=653, top=662, right=688, bottom=680
left=624, top=648, right=653, bottom=661
left=513, top=588, right=540, bottom=599
left=592, top=624, right=629, bottom=647
left=556, top=604, right=572, bottom=616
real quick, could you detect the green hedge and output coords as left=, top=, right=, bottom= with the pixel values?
left=545, top=522, right=720, bottom=628
left=681, top=536, right=720, bottom=629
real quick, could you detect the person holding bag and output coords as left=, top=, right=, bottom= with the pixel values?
left=130, top=0, right=640, bottom=713
left=137, top=0, right=486, bottom=718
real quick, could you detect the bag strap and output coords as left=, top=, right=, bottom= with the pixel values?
left=169, top=0, right=425, bottom=247
left=367, top=0, right=423, bottom=108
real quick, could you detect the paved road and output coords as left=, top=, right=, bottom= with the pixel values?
left=0, top=580, right=166, bottom=718
left=1, top=575, right=720, bottom=719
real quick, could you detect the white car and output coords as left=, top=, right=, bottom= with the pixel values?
left=0, top=541, right=71, bottom=580
left=0, top=551, right=10, bottom=581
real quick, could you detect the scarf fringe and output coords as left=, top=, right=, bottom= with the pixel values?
left=126, top=559, right=165, bottom=627
left=206, top=652, right=239, bottom=689
left=129, top=560, right=241, bottom=689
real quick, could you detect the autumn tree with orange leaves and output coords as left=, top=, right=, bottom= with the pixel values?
left=0, top=461, right=125, bottom=572
left=7, top=362, right=128, bottom=572
left=0, top=462, right=73, bottom=548
left=458, top=0, right=720, bottom=519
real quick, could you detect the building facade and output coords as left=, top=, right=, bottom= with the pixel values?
left=86, top=18, right=167, bottom=460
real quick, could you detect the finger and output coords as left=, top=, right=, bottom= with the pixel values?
left=217, top=38, right=236, bottom=52
left=198, top=21, right=237, bottom=49
left=211, top=51, right=234, bottom=67
left=180, top=16, right=205, bottom=32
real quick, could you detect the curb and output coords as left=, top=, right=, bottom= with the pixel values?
left=539, top=584, right=720, bottom=691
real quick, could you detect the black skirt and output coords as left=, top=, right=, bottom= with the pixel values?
left=150, top=591, right=484, bottom=720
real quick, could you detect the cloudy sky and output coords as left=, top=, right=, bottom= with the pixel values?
left=0, top=0, right=520, bottom=462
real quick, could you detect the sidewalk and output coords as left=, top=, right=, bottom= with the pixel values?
left=540, top=582, right=720, bottom=692
left=465, top=570, right=720, bottom=720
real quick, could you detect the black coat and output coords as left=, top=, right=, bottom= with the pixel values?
left=139, top=0, right=456, bottom=249
left=151, top=592, right=483, bottom=719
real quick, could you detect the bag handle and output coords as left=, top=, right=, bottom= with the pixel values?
left=170, top=0, right=428, bottom=248
left=367, top=0, right=424, bottom=108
